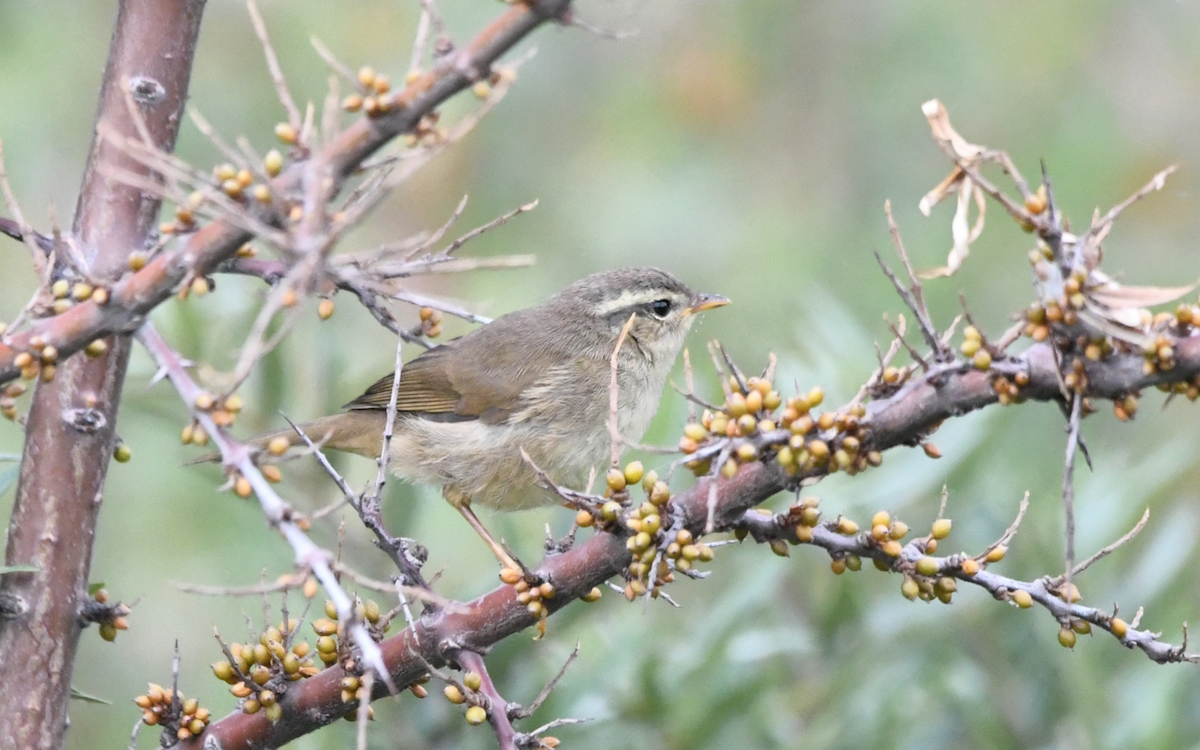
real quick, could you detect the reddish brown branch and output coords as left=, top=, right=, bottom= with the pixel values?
left=182, top=323, right=1200, bottom=749
left=185, top=462, right=778, bottom=750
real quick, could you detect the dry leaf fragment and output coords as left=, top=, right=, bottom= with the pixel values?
left=919, top=166, right=965, bottom=217
left=917, top=100, right=990, bottom=279
left=1087, top=280, right=1197, bottom=310
left=922, top=99, right=983, bottom=160
left=919, top=175, right=986, bottom=279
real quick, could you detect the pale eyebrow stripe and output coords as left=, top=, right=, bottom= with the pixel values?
left=591, top=289, right=681, bottom=317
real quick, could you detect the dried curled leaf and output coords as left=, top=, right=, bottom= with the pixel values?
left=917, top=100, right=989, bottom=279
left=922, top=99, right=983, bottom=161
left=919, top=166, right=965, bottom=217
left=919, top=175, right=986, bottom=279
left=1087, top=280, right=1197, bottom=310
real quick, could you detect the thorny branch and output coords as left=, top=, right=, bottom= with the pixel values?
left=135, top=323, right=395, bottom=691
left=1, top=0, right=1198, bottom=740
left=737, top=493, right=1194, bottom=664
left=0, top=0, right=574, bottom=384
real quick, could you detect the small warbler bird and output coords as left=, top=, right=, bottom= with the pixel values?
left=233, top=267, right=728, bottom=568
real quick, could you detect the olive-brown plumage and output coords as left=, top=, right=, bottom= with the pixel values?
left=230, top=267, right=728, bottom=566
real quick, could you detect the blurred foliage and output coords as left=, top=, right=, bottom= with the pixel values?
left=2, top=1, right=1200, bottom=749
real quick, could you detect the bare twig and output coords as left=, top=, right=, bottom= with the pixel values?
left=978, top=492, right=1030, bottom=561
left=371, top=336, right=405, bottom=502
left=510, top=643, right=580, bottom=720
left=608, top=314, right=636, bottom=468
left=520, top=448, right=605, bottom=512
left=1085, top=165, right=1178, bottom=245
left=0, top=140, right=48, bottom=278
left=247, top=0, right=302, bottom=129
left=880, top=202, right=943, bottom=357
left=1062, top=390, right=1083, bottom=592
left=1072, top=508, right=1150, bottom=578
left=136, top=323, right=394, bottom=691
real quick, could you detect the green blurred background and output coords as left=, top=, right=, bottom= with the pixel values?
left=3, top=1, right=1200, bottom=748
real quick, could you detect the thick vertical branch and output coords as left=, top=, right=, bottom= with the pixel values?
left=0, top=2, right=204, bottom=748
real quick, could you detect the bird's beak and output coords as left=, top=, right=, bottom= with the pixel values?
left=684, top=292, right=730, bottom=315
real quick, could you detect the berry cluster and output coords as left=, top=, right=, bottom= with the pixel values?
left=681, top=374, right=882, bottom=480
left=86, top=587, right=130, bottom=642
left=211, top=617, right=318, bottom=722
left=134, top=684, right=210, bottom=740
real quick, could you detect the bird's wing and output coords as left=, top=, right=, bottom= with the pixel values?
left=342, top=317, right=560, bottom=424
left=343, top=345, right=466, bottom=417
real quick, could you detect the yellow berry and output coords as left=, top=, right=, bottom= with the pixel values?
left=274, top=122, right=297, bottom=144
left=623, top=461, right=644, bottom=486
left=263, top=149, right=284, bottom=177
left=465, top=705, right=487, bottom=725
left=931, top=518, right=952, bottom=540
left=606, top=468, right=626, bottom=492
left=744, top=389, right=763, bottom=413
left=267, top=436, right=290, bottom=456
left=1110, top=617, right=1128, bottom=639
left=1012, top=590, right=1033, bottom=608
left=915, top=556, right=939, bottom=577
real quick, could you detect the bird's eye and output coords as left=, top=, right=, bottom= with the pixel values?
left=649, top=299, right=672, bottom=318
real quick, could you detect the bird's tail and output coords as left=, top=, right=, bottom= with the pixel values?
left=186, top=411, right=386, bottom=464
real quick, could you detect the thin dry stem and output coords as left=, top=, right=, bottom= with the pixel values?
left=978, top=492, right=1030, bottom=560
left=310, top=35, right=358, bottom=88
left=1062, top=391, right=1082, bottom=590
left=136, top=323, right=393, bottom=689
left=247, top=0, right=303, bottom=129
left=0, top=140, right=47, bottom=278
left=1072, top=507, right=1150, bottom=577
left=608, top=313, right=636, bottom=468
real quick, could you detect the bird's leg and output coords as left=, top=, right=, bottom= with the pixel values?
left=444, top=488, right=526, bottom=574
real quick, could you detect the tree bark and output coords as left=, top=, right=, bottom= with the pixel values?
left=0, top=2, right=204, bottom=748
